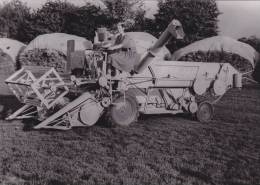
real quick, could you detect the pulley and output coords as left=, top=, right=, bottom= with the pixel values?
left=196, top=101, right=214, bottom=123
left=213, top=79, right=226, bottom=96
left=193, top=78, right=210, bottom=95
left=79, top=100, right=104, bottom=126
left=188, top=102, right=198, bottom=114
left=101, top=97, right=111, bottom=107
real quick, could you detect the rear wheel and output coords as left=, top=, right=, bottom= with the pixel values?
left=110, top=94, right=138, bottom=126
left=196, top=101, right=214, bottom=123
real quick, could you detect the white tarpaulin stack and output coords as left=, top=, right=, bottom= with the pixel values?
left=24, top=33, right=93, bottom=55
left=0, top=38, right=26, bottom=64
left=19, top=33, right=93, bottom=72
left=0, top=52, right=15, bottom=95
left=172, top=36, right=257, bottom=70
left=0, top=38, right=25, bottom=95
left=126, top=32, right=170, bottom=59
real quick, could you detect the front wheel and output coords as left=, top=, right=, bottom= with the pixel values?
left=196, top=101, right=214, bottom=123
left=110, top=94, right=139, bottom=126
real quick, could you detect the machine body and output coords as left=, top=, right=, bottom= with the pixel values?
left=5, top=19, right=242, bottom=129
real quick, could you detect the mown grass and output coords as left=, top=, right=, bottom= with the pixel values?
left=0, top=86, right=259, bottom=185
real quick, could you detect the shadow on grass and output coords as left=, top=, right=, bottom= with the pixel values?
left=21, top=118, right=40, bottom=131
left=178, top=167, right=216, bottom=185
left=0, top=95, right=50, bottom=132
left=243, top=83, right=260, bottom=89
left=138, top=112, right=197, bottom=123
left=0, top=95, right=22, bottom=120
left=47, top=179, right=66, bottom=185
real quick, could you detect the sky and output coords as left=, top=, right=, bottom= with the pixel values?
left=217, top=1, right=260, bottom=39
left=1, top=0, right=260, bottom=39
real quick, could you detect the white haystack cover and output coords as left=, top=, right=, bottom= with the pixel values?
left=83, top=0, right=106, bottom=9
left=126, top=32, right=170, bottom=59
left=0, top=38, right=26, bottom=64
left=172, top=36, right=257, bottom=67
left=14, top=0, right=107, bottom=10
left=0, top=52, right=15, bottom=95
left=24, top=33, right=93, bottom=55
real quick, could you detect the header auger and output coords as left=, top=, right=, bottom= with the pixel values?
left=5, top=19, right=243, bottom=130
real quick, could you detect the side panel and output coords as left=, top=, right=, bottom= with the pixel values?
left=130, top=61, right=239, bottom=89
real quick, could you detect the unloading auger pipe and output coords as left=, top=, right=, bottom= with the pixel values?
left=135, top=19, right=185, bottom=73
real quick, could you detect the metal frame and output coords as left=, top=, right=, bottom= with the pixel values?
left=30, top=68, right=69, bottom=109
left=34, top=92, right=101, bottom=130
left=5, top=67, right=69, bottom=123
left=6, top=105, right=37, bottom=120
left=5, top=68, right=37, bottom=102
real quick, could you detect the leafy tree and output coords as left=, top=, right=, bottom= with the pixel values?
left=103, top=0, right=145, bottom=30
left=16, top=13, right=45, bottom=43
left=126, top=8, right=154, bottom=32
left=153, top=0, right=220, bottom=52
left=33, top=0, right=77, bottom=33
left=17, top=0, right=78, bottom=43
left=0, top=0, right=30, bottom=40
left=64, top=0, right=146, bottom=40
left=0, top=0, right=147, bottom=43
left=104, top=0, right=142, bottom=22
left=64, top=5, right=115, bottom=41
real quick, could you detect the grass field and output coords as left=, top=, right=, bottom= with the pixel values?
left=0, top=86, right=259, bottom=185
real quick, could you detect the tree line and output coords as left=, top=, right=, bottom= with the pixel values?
left=0, top=0, right=221, bottom=52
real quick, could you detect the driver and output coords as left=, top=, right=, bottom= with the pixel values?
left=105, top=23, right=141, bottom=73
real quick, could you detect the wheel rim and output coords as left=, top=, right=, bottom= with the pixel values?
left=111, top=96, right=137, bottom=126
left=197, top=102, right=213, bottom=123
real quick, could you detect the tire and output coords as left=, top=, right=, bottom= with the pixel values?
left=110, top=94, right=139, bottom=126
left=196, top=101, right=214, bottom=123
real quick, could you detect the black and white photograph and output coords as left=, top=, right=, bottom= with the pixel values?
left=0, top=0, right=259, bottom=184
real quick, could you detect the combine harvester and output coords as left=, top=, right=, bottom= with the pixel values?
left=5, top=19, right=242, bottom=130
